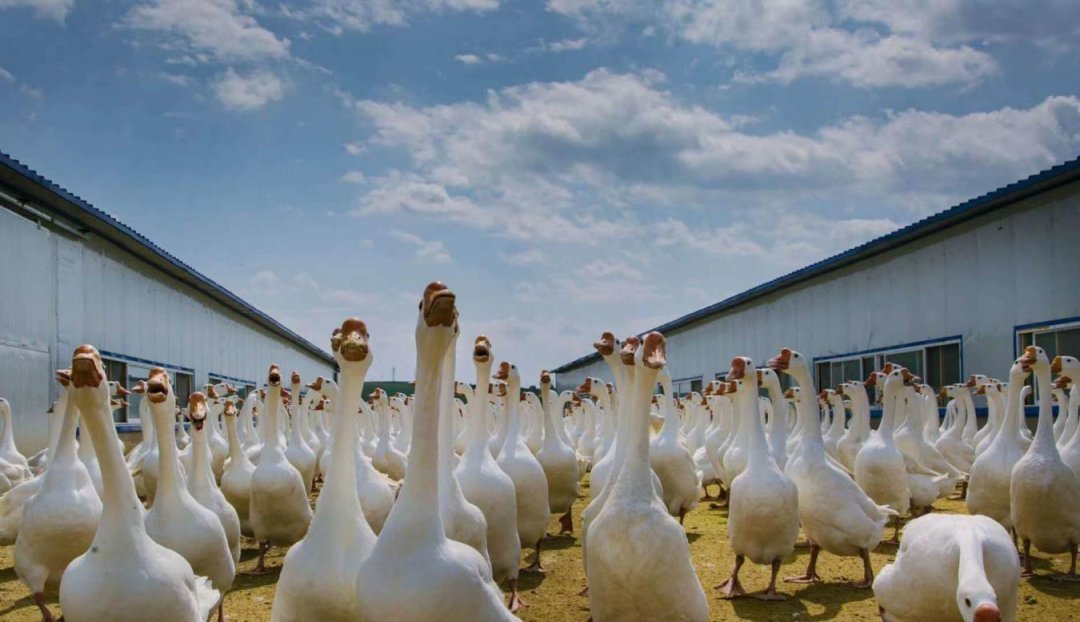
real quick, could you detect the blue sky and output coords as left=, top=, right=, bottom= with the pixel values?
left=2, top=0, right=1079, bottom=383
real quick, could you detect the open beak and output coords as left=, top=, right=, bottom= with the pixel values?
left=339, top=318, right=370, bottom=362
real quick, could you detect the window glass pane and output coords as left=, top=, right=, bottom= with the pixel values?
left=690, top=379, right=702, bottom=394
left=174, top=372, right=192, bottom=410
left=1056, top=327, right=1080, bottom=359
left=885, top=349, right=922, bottom=378
left=926, top=345, right=943, bottom=389
left=1034, top=331, right=1058, bottom=361
left=816, top=362, right=831, bottom=392
left=103, top=359, right=127, bottom=423
left=126, top=364, right=152, bottom=423
left=861, top=357, right=875, bottom=378
left=843, top=360, right=861, bottom=385
left=940, top=343, right=961, bottom=386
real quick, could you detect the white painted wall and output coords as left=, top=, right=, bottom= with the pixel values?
left=555, top=182, right=1080, bottom=393
left=0, top=206, right=335, bottom=453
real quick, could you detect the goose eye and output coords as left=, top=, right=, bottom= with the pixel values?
left=964, top=598, right=971, bottom=608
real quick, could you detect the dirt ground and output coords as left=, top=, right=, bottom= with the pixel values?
left=2, top=479, right=1077, bottom=621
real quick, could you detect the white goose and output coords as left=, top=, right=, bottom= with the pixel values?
left=770, top=348, right=891, bottom=589
left=1011, top=348, right=1080, bottom=579
left=185, top=392, right=242, bottom=565
left=853, top=364, right=911, bottom=541
left=284, top=372, right=317, bottom=491
left=837, top=380, right=873, bottom=473
left=437, top=325, right=492, bottom=564
left=537, top=370, right=580, bottom=534
left=649, top=367, right=701, bottom=523
left=0, top=398, right=31, bottom=479
left=372, top=390, right=408, bottom=481
left=455, top=336, right=523, bottom=611
left=495, top=360, right=551, bottom=574
left=61, top=345, right=219, bottom=622
left=1055, top=358, right=1080, bottom=477
left=874, top=514, right=1019, bottom=622
left=15, top=371, right=102, bottom=622
left=219, top=397, right=256, bottom=538
left=587, top=332, right=708, bottom=621
left=248, top=364, right=312, bottom=574
left=716, top=355, right=799, bottom=600
left=141, top=368, right=235, bottom=620
left=354, top=282, right=516, bottom=621
left=272, top=318, right=378, bottom=621
left=203, top=386, right=231, bottom=480
left=967, top=359, right=1028, bottom=533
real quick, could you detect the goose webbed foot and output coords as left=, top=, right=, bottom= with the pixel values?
left=785, top=544, right=821, bottom=584
left=752, top=559, right=788, bottom=601
left=507, top=580, right=526, bottom=612
left=241, top=541, right=275, bottom=575
left=846, top=548, right=875, bottom=589
left=523, top=540, right=546, bottom=574
left=715, top=555, right=746, bottom=599
left=558, top=510, right=574, bottom=535
left=1020, top=539, right=1035, bottom=578
left=33, top=593, right=59, bottom=622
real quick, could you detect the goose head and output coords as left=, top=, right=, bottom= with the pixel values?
left=767, top=348, right=811, bottom=382
left=267, top=365, right=283, bottom=389
left=593, top=331, right=617, bottom=357
left=187, top=392, right=208, bottom=431
left=1052, top=355, right=1079, bottom=381
left=71, top=345, right=106, bottom=391
left=0, top=398, right=8, bottom=418
left=145, top=368, right=172, bottom=405
left=757, top=367, right=782, bottom=394
left=727, top=356, right=758, bottom=395
left=540, top=370, right=552, bottom=390
left=957, top=588, right=1001, bottom=622
left=222, top=400, right=238, bottom=419
left=338, top=317, right=374, bottom=378
left=473, top=336, right=492, bottom=366
left=619, top=336, right=641, bottom=367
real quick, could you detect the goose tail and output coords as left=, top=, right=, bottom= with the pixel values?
left=194, top=576, right=220, bottom=622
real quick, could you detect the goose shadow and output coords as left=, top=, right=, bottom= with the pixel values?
left=1026, top=575, right=1080, bottom=599
left=729, top=591, right=810, bottom=620
left=791, top=581, right=876, bottom=620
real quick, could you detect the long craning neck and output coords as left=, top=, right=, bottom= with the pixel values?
left=659, top=373, right=680, bottom=441
left=539, top=383, right=562, bottom=449
left=322, top=361, right=374, bottom=542
left=0, top=406, right=16, bottom=454
left=1032, top=364, right=1059, bottom=452
left=956, top=528, right=994, bottom=607
left=960, top=389, right=979, bottom=437
left=465, top=361, right=493, bottom=452
left=394, top=328, right=448, bottom=529
left=994, top=374, right=1023, bottom=447
left=74, top=385, right=144, bottom=536
left=732, top=374, right=769, bottom=471
left=53, top=388, right=82, bottom=467
left=223, top=411, right=250, bottom=466
left=763, top=380, right=787, bottom=449
left=614, top=361, right=658, bottom=491
left=611, top=363, right=636, bottom=466
left=501, top=376, right=524, bottom=454
left=262, top=385, right=284, bottom=452
left=878, top=382, right=902, bottom=442
left=241, top=395, right=258, bottom=443
left=438, top=333, right=459, bottom=488
left=191, top=418, right=214, bottom=488
left=150, top=396, right=184, bottom=501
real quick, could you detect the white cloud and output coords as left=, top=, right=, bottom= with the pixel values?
left=308, top=0, right=501, bottom=33
left=549, top=0, right=1004, bottom=88
left=214, top=67, right=285, bottom=110
left=548, top=37, right=588, bottom=52
left=0, top=0, right=73, bottom=22
left=341, top=170, right=367, bottom=184
left=19, top=84, right=43, bottom=99
left=500, top=248, right=547, bottom=265
left=455, top=53, right=482, bottom=65
left=344, top=141, right=365, bottom=155
left=126, top=0, right=291, bottom=62
left=388, top=229, right=453, bottom=264
left=158, top=72, right=194, bottom=86
left=0, top=67, right=15, bottom=82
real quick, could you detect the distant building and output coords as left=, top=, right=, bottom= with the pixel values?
left=0, top=151, right=337, bottom=452
left=552, top=157, right=1080, bottom=407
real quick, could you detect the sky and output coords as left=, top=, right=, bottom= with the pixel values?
left=1, top=0, right=1079, bottom=384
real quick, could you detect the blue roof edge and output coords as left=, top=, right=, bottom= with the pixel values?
left=552, top=155, right=1080, bottom=373
left=0, top=150, right=337, bottom=368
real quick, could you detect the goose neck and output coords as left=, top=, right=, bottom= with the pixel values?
left=323, top=364, right=374, bottom=540
left=466, top=364, right=492, bottom=448
left=192, top=426, right=213, bottom=486
left=616, top=364, right=659, bottom=488
left=394, top=331, right=448, bottom=529
left=150, top=400, right=183, bottom=498
left=1032, top=366, right=1057, bottom=450
left=73, top=387, right=144, bottom=534
left=53, top=390, right=82, bottom=466
left=224, top=413, right=247, bottom=465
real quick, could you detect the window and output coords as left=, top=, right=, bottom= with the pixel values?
left=815, top=338, right=961, bottom=404
left=102, top=358, right=128, bottom=423
left=1018, top=319, right=1080, bottom=405
left=174, top=372, right=193, bottom=410
left=673, top=376, right=702, bottom=396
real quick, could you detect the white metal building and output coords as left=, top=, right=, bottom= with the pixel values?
left=552, top=157, right=1080, bottom=407
left=0, top=151, right=337, bottom=453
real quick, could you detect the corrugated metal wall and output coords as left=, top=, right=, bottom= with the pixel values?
left=0, top=206, right=335, bottom=453
left=555, top=182, right=1080, bottom=392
